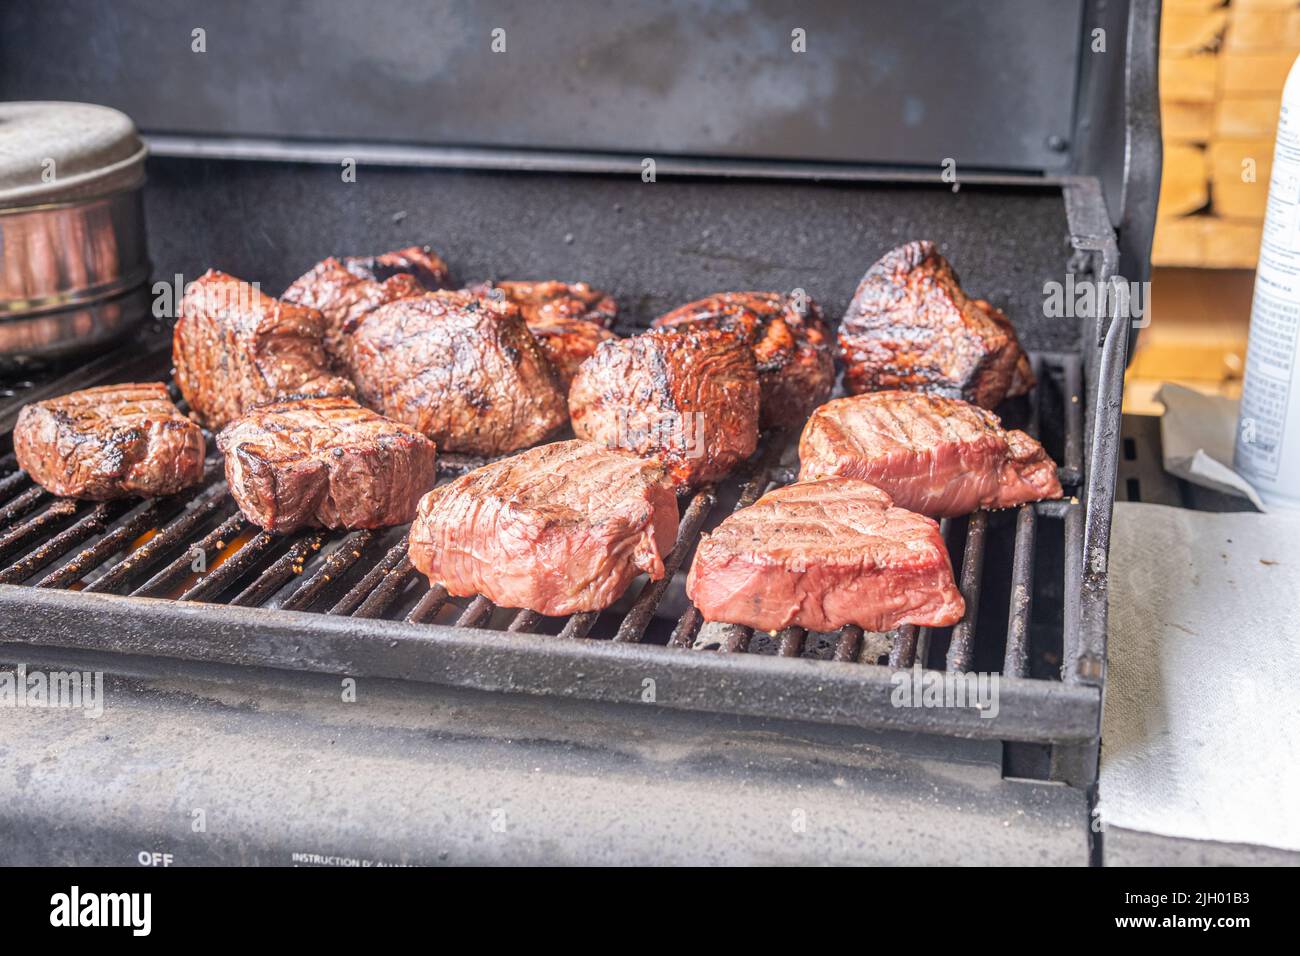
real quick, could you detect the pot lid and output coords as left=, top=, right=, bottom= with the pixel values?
left=0, top=101, right=147, bottom=209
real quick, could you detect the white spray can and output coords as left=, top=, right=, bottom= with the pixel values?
left=1235, top=53, right=1300, bottom=510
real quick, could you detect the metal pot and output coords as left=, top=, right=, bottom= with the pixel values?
left=0, top=102, right=150, bottom=367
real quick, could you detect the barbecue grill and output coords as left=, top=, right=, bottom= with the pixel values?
left=0, top=0, right=1159, bottom=865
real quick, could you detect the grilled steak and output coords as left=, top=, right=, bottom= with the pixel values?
left=349, top=290, right=568, bottom=455
left=470, top=280, right=618, bottom=388
left=217, top=396, right=437, bottom=533
left=282, top=247, right=447, bottom=374
left=342, top=245, right=451, bottom=290
left=14, top=383, right=206, bottom=500
left=568, top=326, right=760, bottom=489
left=409, top=439, right=679, bottom=615
left=797, top=391, right=1061, bottom=517
left=471, top=279, right=616, bottom=328
left=686, top=477, right=964, bottom=633
left=652, top=291, right=834, bottom=430
left=838, top=241, right=1034, bottom=408
left=174, top=269, right=353, bottom=429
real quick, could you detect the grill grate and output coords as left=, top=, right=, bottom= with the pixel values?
left=0, top=348, right=1082, bottom=684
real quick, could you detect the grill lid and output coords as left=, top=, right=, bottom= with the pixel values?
left=0, top=101, right=146, bottom=209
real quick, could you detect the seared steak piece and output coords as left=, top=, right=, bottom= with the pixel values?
left=568, top=326, right=760, bottom=489
left=653, top=291, right=835, bottom=430
left=217, top=396, right=437, bottom=533
left=471, top=279, right=616, bottom=328
left=409, top=439, right=679, bottom=615
left=342, top=245, right=451, bottom=290
left=686, top=477, right=964, bottom=633
left=529, top=318, right=616, bottom=389
left=174, top=269, right=353, bottom=430
left=469, top=280, right=618, bottom=388
left=798, top=391, right=1061, bottom=518
left=14, top=383, right=206, bottom=500
left=282, top=252, right=436, bottom=374
left=838, top=241, right=1034, bottom=408
left=349, top=290, right=568, bottom=456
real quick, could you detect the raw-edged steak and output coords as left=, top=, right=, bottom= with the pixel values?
left=217, top=396, right=438, bottom=533
left=797, top=391, right=1061, bottom=517
left=174, top=269, right=353, bottom=429
left=14, top=383, right=206, bottom=500
left=409, top=439, right=679, bottom=616
left=686, top=477, right=964, bottom=633
left=838, top=240, right=1034, bottom=409
left=652, top=291, right=834, bottom=430
left=568, top=326, right=760, bottom=489
left=349, top=290, right=568, bottom=456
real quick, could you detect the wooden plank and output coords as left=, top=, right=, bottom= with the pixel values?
left=1214, top=94, right=1281, bottom=139
left=1233, top=0, right=1300, bottom=11
left=1163, top=100, right=1215, bottom=142
left=1161, top=53, right=1222, bottom=102
left=1208, top=138, right=1272, bottom=218
left=1225, top=8, right=1300, bottom=51
left=1151, top=216, right=1263, bottom=269
left=1159, top=143, right=1210, bottom=218
left=1220, top=51, right=1296, bottom=96
left=1203, top=217, right=1264, bottom=268
left=1163, top=11, right=1229, bottom=54
left=1152, top=217, right=1208, bottom=267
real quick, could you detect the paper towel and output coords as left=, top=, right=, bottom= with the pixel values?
left=1099, top=502, right=1300, bottom=851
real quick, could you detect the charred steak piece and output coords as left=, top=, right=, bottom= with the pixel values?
left=686, top=477, right=964, bottom=633
left=838, top=240, right=1035, bottom=409
left=568, top=326, right=760, bottom=490
left=797, top=391, right=1061, bottom=518
left=282, top=250, right=440, bottom=374
left=343, top=245, right=451, bottom=289
left=174, top=269, right=353, bottom=430
left=349, top=290, right=568, bottom=456
left=652, top=291, right=835, bottom=430
left=471, top=279, right=616, bottom=328
left=528, top=318, right=615, bottom=389
left=14, top=383, right=206, bottom=500
left=469, top=280, right=618, bottom=388
left=409, top=439, right=679, bottom=616
left=217, top=396, right=437, bottom=533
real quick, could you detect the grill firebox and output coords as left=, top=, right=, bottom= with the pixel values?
left=0, top=167, right=1126, bottom=789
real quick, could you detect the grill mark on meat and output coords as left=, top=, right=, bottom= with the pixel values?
left=217, top=396, right=437, bottom=534
left=652, top=291, right=834, bottom=430
left=838, top=241, right=1034, bottom=409
left=14, top=383, right=206, bottom=500
left=686, top=477, right=964, bottom=633
left=568, top=326, right=760, bottom=490
left=282, top=251, right=435, bottom=375
left=174, top=269, right=353, bottom=430
left=408, top=439, right=678, bottom=616
left=350, top=290, right=568, bottom=456
left=797, top=390, right=1062, bottom=517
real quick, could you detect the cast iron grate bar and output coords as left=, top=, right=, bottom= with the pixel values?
left=231, top=533, right=324, bottom=607
left=280, top=530, right=376, bottom=612
left=0, top=351, right=1077, bottom=690
left=83, top=482, right=230, bottom=594
left=132, top=512, right=244, bottom=598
